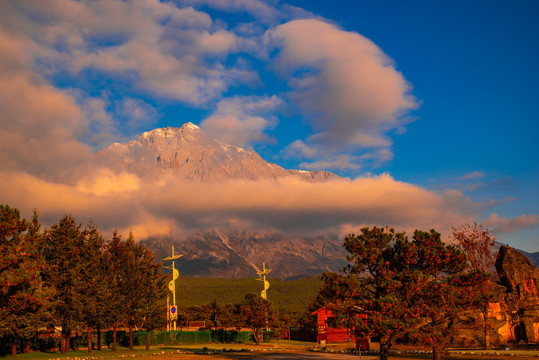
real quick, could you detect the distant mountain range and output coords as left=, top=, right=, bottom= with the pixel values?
left=99, top=123, right=538, bottom=277
left=99, top=123, right=346, bottom=278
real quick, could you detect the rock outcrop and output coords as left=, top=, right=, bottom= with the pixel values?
left=451, top=246, right=539, bottom=347
left=490, top=246, right=539, bottom=344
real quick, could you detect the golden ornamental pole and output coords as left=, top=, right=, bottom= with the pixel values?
left=256, top=262, right=271, bottom=299
left=166, top=295, right=170, bottom=331
left=163, top=246, right=182, bottom=331
left=256, top=262, right=272, bottom=331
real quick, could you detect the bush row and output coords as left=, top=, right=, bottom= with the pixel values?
left=1, top=329, right=260, bottom=354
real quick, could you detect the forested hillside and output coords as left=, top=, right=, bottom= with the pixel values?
left=174, top=276, right=322, bottom=319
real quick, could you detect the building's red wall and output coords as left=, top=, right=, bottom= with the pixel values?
left=312, top=307, right=369, bottom=350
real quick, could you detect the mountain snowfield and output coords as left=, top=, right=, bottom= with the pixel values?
left=98, top=123, right=338, bottom=183
left=98, top=123, right=347, bottom=278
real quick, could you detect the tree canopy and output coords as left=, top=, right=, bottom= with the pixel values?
left=0, top=205, right=51, bottom=356
left=317, top=226, right=491, bottom=360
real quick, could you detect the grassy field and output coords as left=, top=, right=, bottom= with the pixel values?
left=175, top=276, right=322, bottom=315
left=6, top=341, right=539, bottom=360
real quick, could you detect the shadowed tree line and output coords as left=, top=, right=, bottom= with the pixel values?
left=0, top=205, right=168, bottom=356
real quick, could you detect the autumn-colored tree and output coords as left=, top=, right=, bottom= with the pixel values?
left=0, top=205, right=51, bottom=356
left=451, top=222, right=497, bottom=349
left=452, top=222, right=496, bottom=273
left=235, top=293, right=279, bottom=345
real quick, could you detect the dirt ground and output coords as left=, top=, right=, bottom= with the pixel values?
left=95, top=342, right=539, bottom=360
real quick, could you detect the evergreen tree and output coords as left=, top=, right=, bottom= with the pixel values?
left=107, top=231, right=167, bottom=350
left=103, top=230, right=127, bottom=351
left=0, top=205, right=50, bottom=356
left=235, top=293, right=278, bottom=345
left=136, top=243, right=167, bottom=350
left=41, top=215, right=88, bottom=353
left=318, top=227, right=436, bottom=360
left=78, top=222, right=109, bottom=353
left=409, top=230, right=489, bottom=360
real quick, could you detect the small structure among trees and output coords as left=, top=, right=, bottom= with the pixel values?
left=311, top=306, right=369, bottom=350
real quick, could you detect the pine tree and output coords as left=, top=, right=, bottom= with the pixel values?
left=235, top=293, right=279, bottom=345
left=103, top=230, right=127, bottom=351
left=326, top=227, right=428, bottom=360
left=410, top=230, right=489, bottom=360
left=41, top=215, right=88, bottom=353
left=0, top=205, right=50, bottom=356
left=78, top=222, right=109, bottom=353
left=106, top=231, right=167, bottom=350
left=135, top=242, right=167, bottom=350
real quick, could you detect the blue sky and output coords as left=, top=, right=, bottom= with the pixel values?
left=0, top=0, right=537, bottom=252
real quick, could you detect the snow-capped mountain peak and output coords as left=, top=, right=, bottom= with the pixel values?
left=98, top=122, right=338, bottom=182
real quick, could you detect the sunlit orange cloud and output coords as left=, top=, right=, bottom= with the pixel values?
left=484, top=213, right=539, bottom=234
left=0, top=169, right=474, bottom=242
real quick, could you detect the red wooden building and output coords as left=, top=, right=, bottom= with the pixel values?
left=311, top=307, right=370, bottom=350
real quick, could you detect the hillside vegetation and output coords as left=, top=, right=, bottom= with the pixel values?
left=174, top=276, right=322, bottom=317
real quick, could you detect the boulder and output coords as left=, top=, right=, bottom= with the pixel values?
left=494, top=246, right=539, bottom=343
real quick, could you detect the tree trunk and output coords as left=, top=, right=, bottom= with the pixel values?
left=433, top=346, right=442, bottom=360
left=113, top=326, right=117, bottom=352
left=483, top=306, right=489, bottom=350
left=97, top=328, right=102, bottom=351
left=87, top=326, right=92, bottom=353
left=60, top=330, right=67, bottom=354
left=129, top=324, right=134, bottom=350
left=11, top=337, right=17, bottom=357
left=25, top=338, right=30, bottom=353
left=379, top=338, right=389, bottom=360
left=146, top=329, right=150, bottom=350
left=253, top=328, right=260, bottom=345
left=67, top=330, right=72, bottom=351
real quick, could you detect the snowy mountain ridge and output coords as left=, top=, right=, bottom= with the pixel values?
left=98, top=122, right=339, bottom=183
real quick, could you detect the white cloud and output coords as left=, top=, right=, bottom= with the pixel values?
left=3, top=0, right=256, bottom=105
left=181, top=0, right=283, bottom=25
left=118, top=98, right=159, bottom=132
left=201, top=95, right=283, bottom=147
left=268, top=19, right=417, bottom=167
left=485, top=213, right=539, bottom=234
left=299, top=155, right=361, bottom=171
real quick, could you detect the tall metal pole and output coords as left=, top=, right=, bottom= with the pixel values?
left=167, top=295, right=170, bottom=332
left=256, top=262, right=272, bottom=331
